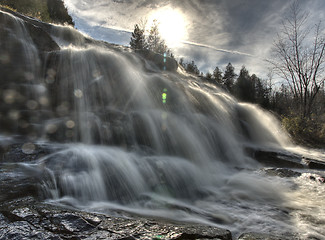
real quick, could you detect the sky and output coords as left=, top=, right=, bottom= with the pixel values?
left=63, top=0, right=325, bottom=79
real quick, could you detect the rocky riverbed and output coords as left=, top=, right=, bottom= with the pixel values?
left=1, top=141, right=324, bottom=239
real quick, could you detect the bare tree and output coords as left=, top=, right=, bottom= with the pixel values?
left=271, top=1, right=325, bottom=118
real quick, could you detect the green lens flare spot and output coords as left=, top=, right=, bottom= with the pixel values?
left=162, top=89, right=168, bottom=104
left=153, top=235, right=164, bottom=240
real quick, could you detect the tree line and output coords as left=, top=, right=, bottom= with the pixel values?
left=130, top=1, right=325, bottom=146
left=178, top=60, right=272, bottom=109
left=130, top=20, right=172, bottom=57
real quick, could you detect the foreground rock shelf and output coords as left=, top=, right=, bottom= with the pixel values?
left=0, top=197, right=233, bottom=240
left=1, top=196, right=299, bottom=240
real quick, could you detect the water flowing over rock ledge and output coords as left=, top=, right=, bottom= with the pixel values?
left=1, top=141, right=324, bottom=239
left=1, top=7, right=325, bottom=240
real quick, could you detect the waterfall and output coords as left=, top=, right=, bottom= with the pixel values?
left=1, top=9, right=324, bottom=238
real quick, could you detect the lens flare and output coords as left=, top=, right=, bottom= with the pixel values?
left=162, top=88, right=168, bottom=104
left=147, top=7, right=187, bottom=47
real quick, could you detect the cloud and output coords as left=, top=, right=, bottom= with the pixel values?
left=63, top=0, right=325, bottom=77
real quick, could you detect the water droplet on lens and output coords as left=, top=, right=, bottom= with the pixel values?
left=26, top=100, right=38, bottom=110
left=39, top=96, right=49, bottom=106
left=22, top=142, right=35, bottom=154
left=8, top=110, right=20, bottom=120
left=65, top=120, right=75, bottom=129
left=3, top=89, right=17, bottom=104
left=24, top=72, right=34, bottom=81
left=74, top=89, right=83, bottom=98
left=0, top=53, right=10, bottom=64
left=45, top=124, right=58, bottom=134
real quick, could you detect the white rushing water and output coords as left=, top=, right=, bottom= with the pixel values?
left=1, top=9, right=325, bottom=238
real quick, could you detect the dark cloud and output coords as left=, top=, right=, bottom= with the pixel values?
left=64, top=0, right=325, bottom=76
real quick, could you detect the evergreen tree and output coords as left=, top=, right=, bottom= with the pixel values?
left=252, top=74, right=270, bottom=107
left=223, top=63, right=236, bottom=91
left=206, top=72, right=212, bottom=80
left=186, top=61, right=200, bottom=75
left=179, top=58, right=185, bottom=68
left=234, top=66, right=255, bottom=102
left=130, top=24, right=146, bottom=50
left=147, top=20, right=168, bottom=54
left=213, top=66, right=223, bottom=84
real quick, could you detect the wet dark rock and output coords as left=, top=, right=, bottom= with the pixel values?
left=0, top=142, right=62, bottom=202
left=0, top=7, right=59, bottom=52
left=167, top=225, right=232, bottom=239
left=0, top=174, right=38, bottom=202
left=0, top=217, right=60, bottom=240
left=26, top=22, right=60, bottom=53
left=1, top=142, right=56, bottom=163
left=302, top=158, right=325, bottom=170
left=247, top=148, right=325, bottom=170
left=238, top=232, right=294, bottom=240
left=0, top=197, right=232, bottom=240
left=309, top=175, right=325, bottom=184
left=252, top=150, right=304, bottom=168
left=262, top=168, right=302, bottom=178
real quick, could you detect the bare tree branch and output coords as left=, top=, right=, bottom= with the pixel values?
left=269, top=0, right=325, bottom=118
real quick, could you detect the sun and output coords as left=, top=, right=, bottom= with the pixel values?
left=147, top=8, right=187, bottom=47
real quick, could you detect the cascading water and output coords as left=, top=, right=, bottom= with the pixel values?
left=1, top=9, right=325, bottom=238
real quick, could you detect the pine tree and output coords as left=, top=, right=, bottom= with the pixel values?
left=147, top=20, right=168, bottom=54
left=206, top=72, right=212, bottom=80
left=223, top=63, right=236, bottom=91
left=179, top=58, right=185, bottom=68
left=252, top=74, right=271, bottom=108
left=234, top=66, right=254, bottom=102
left=213, top=66, right=223, bottom=84
left=186, top=61, right=200, bottom=75
left=130, top=24, right=146, bottom=50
